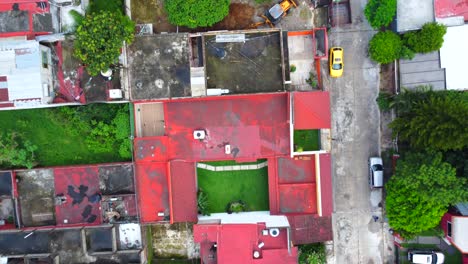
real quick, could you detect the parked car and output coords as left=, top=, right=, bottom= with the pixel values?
left=329, top=47, right=344, bottom=77
left=368, top=157, right=383, bottom=188
left=408, top=250, right=445, bottom=264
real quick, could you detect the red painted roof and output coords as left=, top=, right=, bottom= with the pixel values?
left=0, top=0, right=51, bottom=38
left=319, top=153, right=333, bottom=217
left=169, top=161, right=197, bottom=223
left=288, top=214, right=333, bottom=244
left=293, top=91, right=331, bottom=129
left=0, top=88, right=9, bottom=102
left=194, top=223, right=298, bottom=264
left=435, top=0, right=468, bottom=21
left=135, top=162, right=170, bottom=223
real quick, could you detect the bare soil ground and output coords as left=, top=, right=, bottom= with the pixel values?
left=131, top=0, right=326, bottom=33
left=380, top=63, right=395, bottom=94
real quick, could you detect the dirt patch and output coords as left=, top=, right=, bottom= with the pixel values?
left=380, top=63, right=395, bottom=94
left=211, top=3, right=255, bottom=30
left=131, top=0, right=176, bottom=33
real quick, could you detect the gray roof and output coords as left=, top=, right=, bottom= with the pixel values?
left=455, top=202, right=468, bottom=216
left=399, top=52, right=446, bottom=91
left=396, top=0, right=434, bottom=32
left=0, top=11, right=29, bottom=33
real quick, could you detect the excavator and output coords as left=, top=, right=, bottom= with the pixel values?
left=248, top=0, right=298, bottom=29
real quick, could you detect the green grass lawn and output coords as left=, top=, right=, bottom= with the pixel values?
left=294, top=129, right=320, bottom=151
left=197, top=166, right=269, bottom=213
left=0, top=104, right=131, bottom=168
left=400, top=243, right=463, bottom=264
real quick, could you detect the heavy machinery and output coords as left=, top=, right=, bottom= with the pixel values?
left=248, top=0, right=298, bottom=28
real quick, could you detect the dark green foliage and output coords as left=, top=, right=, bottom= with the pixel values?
left=400, top=45, right=415, bottom=60
left=369, top=31, right=402, bottom=64
left=376, top=92, right=393, bottom=112
left=443, top=148, right=468, bottom=178
left=290, top=64, right=297, bottom=73
left=226, top=200, right=247, bottom=214
left=298, top=243, right=326, bottom=264
left=88, top=0, right=124, bottom=14
left=364, top=0, right=397, bottom=29
left=294, top=130, right=320, bottom=151
left=390, top=90, right=468, bottom=151
left=255, top=0, right=272, bottom=3
left=74, top=11, right=135, bottom=76
left=0, top=132, right=38, bottom=169
left=403, top=22, right=447, bottom=53
left=164, top=0, right=230, bottom=28
left=197, top=189, right=210, bottom=216
left=306, top=72, right=318, bottom=88
left=385, top=152, right=468, bottom=238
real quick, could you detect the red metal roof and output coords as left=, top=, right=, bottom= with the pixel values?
left=169, top=161, right=197, bottom=223
left=135, top=162, right=170, bottom=223
left=0, top=88, right=9, bottom=102
left=194, top=223, right=298, bottom=264
left=293, top=91, right=331, bottom=129
left=435, top=0, right=468, bottom=21
left=288, top=214, right=333, bottom=244
left=0, top=0, right=51, bottom=38
left=319, top=153, right=333, bottom=217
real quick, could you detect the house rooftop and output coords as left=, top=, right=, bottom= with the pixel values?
left=0, top=0, right=52, bottom=37
left=396, top=0, right=434, bottom=32
left=452, top=216, right=468, bottom=253
left=440, top=24, right=468, bottom=90
left=435, top=0, right=468, bottom=22
left=128, top=34, right=191, bottom=100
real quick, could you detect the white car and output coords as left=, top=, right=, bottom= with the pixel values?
left=408, top=250, right=445, bottom=264
left=368, top=157, right=383, bottom=188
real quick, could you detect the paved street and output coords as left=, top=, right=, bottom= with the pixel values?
left=321, top=1, right=396, bottom=263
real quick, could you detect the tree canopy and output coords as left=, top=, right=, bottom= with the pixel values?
left=403, top=22, right=447, bottom=53
left=390, top=90, right=468, bottom=151
left=364, top=0, right=397, bottom=29
left=369, top=31, right=403, bottom=64
left=386, top=152, right=468, bottom=238
left=74, top=11, right=135, bottom=76
left=0, top=132, right=38, bottom=169
left=164, top=0, right=230, bottom=28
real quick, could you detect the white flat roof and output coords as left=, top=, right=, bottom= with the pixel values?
left=0, top=40, right=44, bottom=101
left=452, top=216, right=468, bottom=253
left=440, top=24, right=468, bottom=90
left=198, top=211, right=290, bottom=228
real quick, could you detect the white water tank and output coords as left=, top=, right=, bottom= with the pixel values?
left=193, top=130, right=206, bottom=140
left=269, top=228, right=280, bottom=237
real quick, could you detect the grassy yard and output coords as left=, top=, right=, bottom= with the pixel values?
left=197, top=165, right=269, bottom=213
left=0, top=103, right=131, bottom=169
left=294, top=129, right=320, bottom=151
left=400, top=243, right=463, bottom=264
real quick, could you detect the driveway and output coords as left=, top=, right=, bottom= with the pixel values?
left=321, top=1, right=395, bottom=263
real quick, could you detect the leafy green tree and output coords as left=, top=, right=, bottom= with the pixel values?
left=369, top=31, right=402, bottom=64
left=164, top=0, right=230, bottom=28
left=386, top=152, right=468, bottom=238
left=403, top=22, right=447, bottom=53
left=299, top=243, right=326, bottom=264
left=364, top=0, right=397, bottom=29
left=0, top=132, right=38, bottom=169
left=74, top=11, right=135, bottom=76
left=390, top=90, right=468, bottom=151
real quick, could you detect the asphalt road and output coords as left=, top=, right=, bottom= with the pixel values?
left=322, top=1, right=396, bottom=263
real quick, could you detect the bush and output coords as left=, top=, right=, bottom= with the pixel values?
left=364, top=0, right=397, bottom=29
left=226, top=200, right=246, bottom=214
left=376, top=92, right=393, bottom=111
left=197, top=189, right=210, bottom=216
left=74, top=11, right=135, bottom=76
left=306, top=72, right=318, bottom=88
left=403, top=22, right=447, bottom=53
left=299, top=243, right=326, bottom=264
left=369, top=31, right=402, bottom=64
left=0, top=132, right=38, bottom=169
left=164, top=0, right=230, bottom=28
left=290, top=64, right=297, bottom=73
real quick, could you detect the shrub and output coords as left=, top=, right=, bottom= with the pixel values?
left=306, top=72, right=318, bottom=88
left=403, top=22, right=447, bottom=53
left=376, top=92, right=393, bottom=111
left=197, top=189, right=210, bottom=216
left=290, top=64, right=297, bottom=73
left=226, top=200, right=246, bottom=214
left=364, top=0, right=397, bottom=29
left=369, top=31, right=402, bottom=64
left=74, top=11, right=135, bottom=76
left=0, top=132, right=38, bottom=169
left=299, top=243, right=326, bottom=264
left=164, top=0, right=230, bottom=28
left=400, top=46, right=415, bottom=60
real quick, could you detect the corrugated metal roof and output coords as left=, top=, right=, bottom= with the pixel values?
left=455, top=202, right=468, bottom=216
left=0, top=40, right=44, bottom=101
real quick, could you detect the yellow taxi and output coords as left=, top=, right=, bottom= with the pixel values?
left=329, top=47, right=344, bottom=78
